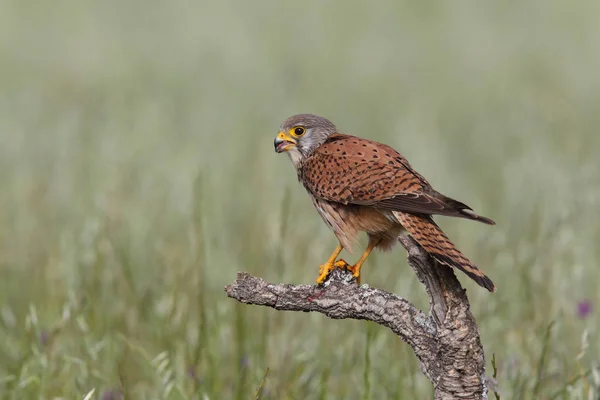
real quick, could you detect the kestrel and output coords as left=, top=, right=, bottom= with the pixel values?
left=274, top=114, right=496, bottom=292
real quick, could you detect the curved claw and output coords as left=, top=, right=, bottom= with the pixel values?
left=333, top=259, right=350, bottom=270
left=317, top=259, right=355, bottom=284
left=334, top=260, right=361, bottom=283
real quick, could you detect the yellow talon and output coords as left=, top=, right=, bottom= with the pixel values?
left=317, top=259, right=352, bottom=284
left=334, top=238, right=381, bottom=284
left=316, top=262, right=335, bottom=284
left=334, top=259, right=350, bottom=270
left=316, top=244, right=344, bottom=284
left=335, top=260, right=361, bottom=283
left=315, top=240, right=378, bottom=285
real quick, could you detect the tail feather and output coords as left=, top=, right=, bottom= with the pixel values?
left=394, top=211, right=496, bottom=292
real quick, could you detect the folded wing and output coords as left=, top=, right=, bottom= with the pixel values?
left=300, top=134, right=494, bottom=225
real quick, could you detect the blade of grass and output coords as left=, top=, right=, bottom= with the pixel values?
left=549, top=368, right=594, bottom=400
left=318, top=366, right=330, bottom=400
left=532, top=321, right=555, bottom=396
left=253, top=367, right=270, bottom=400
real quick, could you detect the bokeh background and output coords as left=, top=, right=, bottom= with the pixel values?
left=1, top=0, right=599, bottom=398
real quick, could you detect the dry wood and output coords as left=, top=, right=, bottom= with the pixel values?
left=225, top=236, right=491, bottom=399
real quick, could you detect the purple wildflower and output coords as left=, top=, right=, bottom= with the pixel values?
left=101, top=389, right=123, bottom=400
left=577, top=300, right=593, bottom=319
left=39, top=331, right=50, bottom=347
left=187, top=365, right=197, bottom=379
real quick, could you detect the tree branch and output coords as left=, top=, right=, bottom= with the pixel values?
left=225, top=236, right=489, bottom=400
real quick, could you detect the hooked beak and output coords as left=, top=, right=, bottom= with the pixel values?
left=274, top=131, right=297, bottom=153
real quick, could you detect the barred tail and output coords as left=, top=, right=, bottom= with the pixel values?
left=394, top=211, right=496, bottom=292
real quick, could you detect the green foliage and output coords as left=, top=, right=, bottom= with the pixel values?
left=0, top=0, right=599, bottom=398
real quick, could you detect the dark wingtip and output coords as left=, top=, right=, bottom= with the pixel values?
left=460, top=209, right=496, bottom=225
left=476, top=215, right=496, bottom=226
left=442, top=196, right=496, bottom=225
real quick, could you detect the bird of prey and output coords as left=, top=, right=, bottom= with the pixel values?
left=274, top=114, right=496, bottom=292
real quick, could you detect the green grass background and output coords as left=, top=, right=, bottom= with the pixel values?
left=1, top=0, right=599, bottom=398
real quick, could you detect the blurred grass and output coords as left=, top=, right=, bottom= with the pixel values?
left=0, top=0, right=599, bottom=398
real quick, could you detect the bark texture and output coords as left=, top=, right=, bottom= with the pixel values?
left=225, top=236, right=489, bottom=399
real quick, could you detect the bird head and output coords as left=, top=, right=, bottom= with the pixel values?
left=274, top=114, right=337, bottom=166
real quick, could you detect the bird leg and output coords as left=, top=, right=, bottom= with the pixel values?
left=316, top=244, right=343, bottom=284
left=334, top=238, right=380, bottom=284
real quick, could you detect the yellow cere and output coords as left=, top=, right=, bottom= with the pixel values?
left=278, top=131, right=296, bottom=143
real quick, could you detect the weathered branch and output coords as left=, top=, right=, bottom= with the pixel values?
left=225, top=236, right=489, bottom=400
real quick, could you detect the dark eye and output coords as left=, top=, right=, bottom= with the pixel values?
left=294, top=127, right=305, bottom=136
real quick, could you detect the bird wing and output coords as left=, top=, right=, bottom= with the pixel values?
left=300, top=134, right=494, bottom=224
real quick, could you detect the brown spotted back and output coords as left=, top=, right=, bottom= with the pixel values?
left=299, top=134, right=427, bottom=201
left=299, top=134, right=495, bottom=224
